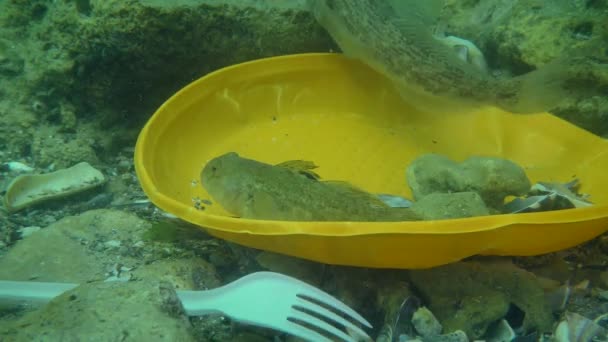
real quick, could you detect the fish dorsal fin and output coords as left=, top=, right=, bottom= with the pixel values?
left=323, top=181, right=389, bottom=208
left=275, top=160, right=321, bottom=180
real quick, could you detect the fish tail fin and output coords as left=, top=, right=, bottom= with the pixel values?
left=495, top=55, right=607, bottom=114
left=495, top=57, right=573, bottom=114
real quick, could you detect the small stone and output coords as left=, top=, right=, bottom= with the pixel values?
left=412, top=307, right=443, bottom=338
left=104, top=274, right=131, bottom=282
left=117, top=159, right=131, bottom=171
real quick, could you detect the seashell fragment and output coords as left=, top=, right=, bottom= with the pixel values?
left=554, top=312, right=607, bottom=342
left=3, top=162, right=105, bottom=212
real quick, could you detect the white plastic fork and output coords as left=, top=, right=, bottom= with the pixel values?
left=0, top=271, right=372, bottom=342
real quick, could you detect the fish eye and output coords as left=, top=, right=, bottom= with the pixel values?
left=211, top=166, right=217, bottom=172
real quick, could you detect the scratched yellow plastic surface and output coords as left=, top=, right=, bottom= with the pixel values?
left=134, top=53, right=608, bottom=269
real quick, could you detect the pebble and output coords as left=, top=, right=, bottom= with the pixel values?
left=19, top=226, right=41, bottom=237
left=104, top=240, right=122, bottom=248
left=412, top=307, right=443, bottom=337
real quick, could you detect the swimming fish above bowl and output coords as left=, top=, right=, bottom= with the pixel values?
left=308, top=0, right=603, bottom=114
left=200, top=152, right=420, bottom=222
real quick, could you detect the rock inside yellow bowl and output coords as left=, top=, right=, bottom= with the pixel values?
left=134, top=53, right=608, bottom=269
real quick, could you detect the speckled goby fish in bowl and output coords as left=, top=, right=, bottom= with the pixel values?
left=308, top=0, right=601, bottom=114
left=200, top=152, right=420, bottom=222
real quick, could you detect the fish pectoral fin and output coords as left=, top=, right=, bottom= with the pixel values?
left=275, top=160, right=321, bottom=180
left=245, top=190, right=283, bottom=220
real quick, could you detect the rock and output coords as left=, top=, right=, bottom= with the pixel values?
left=0, top=209, right=216, bottom=288
left=375, top=284, right=415, bottom=342
left=408, top=260, right=553, bottom=339
left=554, top=95, right=608, bottom=140
left=0, top=210, right=133, bottom=283
left=18, top=226, right=41, bottom=238
left=0, top=39, right=24, bottom=76
left=0, top=209, right=235, bottom=340
left=485, top=319, right=516, bottom=342
left=30, top=128, right=100, bottom=169
left=427, top=330, right=469, bottom=342
left=0, top=281, right=195, bottom=341
left=256, top=251, right=325, bottom=287
left=410, top=192, right=489, bottom=220
left=135, top=258, right=221, bottom=291
left=406, top=154, right=530, bottom=208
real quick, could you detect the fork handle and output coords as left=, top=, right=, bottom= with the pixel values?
left=176, top=290, right=225, bottom=316
left=0, top=280, right=217, bottom=317
left=0, top=281, right=78, bottom=305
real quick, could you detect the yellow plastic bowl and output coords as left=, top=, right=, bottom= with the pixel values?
left=135, top=53, right=608, bottom=269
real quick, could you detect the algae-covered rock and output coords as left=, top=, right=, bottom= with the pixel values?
left=0, top=209, right=148, bottom=282
left=0, top=209, right=241, bottom=340
left=410, top=191, right=490, bottom=220
left=408, top=260, right=553, bottom=339
left=554, top=95, right=608, bottom=139
left=0, top=209, right=219, bottom=288
left=0, top=39, right=24, bottom=76
left=406, top=154, right=530, bottom=208
left=0, top=281, right=195, bottom=341
left=0, top=0, right=334, bottom=164
left=256, top=251, right=325, bottom=287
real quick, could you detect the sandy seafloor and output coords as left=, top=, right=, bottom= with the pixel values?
left=0, top=0, right=608, bottom=341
